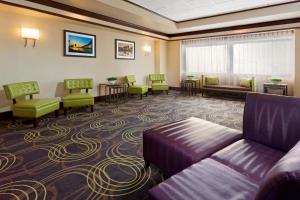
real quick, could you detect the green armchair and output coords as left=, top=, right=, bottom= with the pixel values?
left=62, top=78, right=94, bottom=115
left=126, top=75, right=148, bottom=99
left=3, top=81, right=60, bottom=127
left=149, top=74, right=169, bottom=94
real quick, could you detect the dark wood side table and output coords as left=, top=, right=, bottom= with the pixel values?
left=99, top=83, right=128, bottom=103
left=181, top=79, right=200, bottom=96
left=263, top=83, right=288, bottom=96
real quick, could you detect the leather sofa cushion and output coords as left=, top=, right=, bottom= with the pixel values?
left=204, top=84, right=251, bottom=91
left=255, top=141, right=300, bottom=200
left=149, top=158, right=259, bottom=200
left=143, top=117, right=242, bottom=176
left=63, top=93, right=93, bottom=100
left=13, top=98, right=59, bottom=109
left=211, top=139, right=285, bottom=181
left=243, top=93, right=300, bottom=152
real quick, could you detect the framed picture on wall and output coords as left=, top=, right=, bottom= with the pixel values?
left=64, top=30, right=96, bottom=58
left=115, top=39, right=135, bottom=60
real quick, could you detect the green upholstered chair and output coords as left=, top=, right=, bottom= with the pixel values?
left=63, top=78, right=94, bottom=115
left=3, top=81, right=60, bottom=127
left=126, top=75, right=148, bottom=99
left=149, top=74, right=169, bottom=94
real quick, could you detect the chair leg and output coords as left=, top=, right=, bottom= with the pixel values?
left=166, top=90, right=169, bottom=95
left=12, top=116, right=16, bottom=125
left=140, top=94, right=143, bottom=100
left=34, top=118, right=39, bottom=128
left=91, top=105, right=94, bottom=112
left=64, top=108, right=67, bottom=116
left=146, top=92, right=148, bottom=97
left=55, top=110, right=59, bottom=118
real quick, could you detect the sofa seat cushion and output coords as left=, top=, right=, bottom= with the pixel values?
left=204, top=84, right=251, bottom=91
left=152, top=82, right=169, bottom=91
left=143, top=117, right=242, bottom=176
left=63, top=93, right=93, bottom=100
left=128, top=85, right=148, bottom=94
left=12, top=98, right=59, bottom=118
left=149, top=158, right=259, bottom=200
left=63, top=93, right=94, bottom=107
left=211, top=139, right=285, bottom=181
left=255, top=141, right=300, bottom=200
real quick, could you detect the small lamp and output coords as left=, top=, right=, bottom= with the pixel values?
left=21, top=27, right=39, bottom=48
left=144, top=45, right=151, bottom=56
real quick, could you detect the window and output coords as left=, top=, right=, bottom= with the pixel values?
left=182, top=30, right=295, bottom=78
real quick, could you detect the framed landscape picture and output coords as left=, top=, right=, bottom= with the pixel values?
left=64, top=30, right=96, bottom=57
left=115, top=39, right=135, bottom=60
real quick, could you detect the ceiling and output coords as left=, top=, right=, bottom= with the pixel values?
left=127, top=0, right=297, bottom=22
left=2, top=0, right=300, bottom=39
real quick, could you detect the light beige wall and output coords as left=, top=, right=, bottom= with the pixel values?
left=295, top=29, right=300, bottom=97
left=166, top=41, right=181, bottom=87
left=0, top=7, right=161, bottom=112
left=154, top=40, right=168, bottom=74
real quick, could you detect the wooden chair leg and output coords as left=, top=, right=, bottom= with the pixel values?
left=64, top=108, right=67, bottom=116
left=34, top=118, right=39, bottom=128
left=12, top=117, right=16, bottom=125
left=146, top=92, right=148, bottom=97
left=140, top=94, right=143, bottom=100
left=91, top=105, right=94, bottom=112
left=166, top=90, right=169, bottom=95
left=55, top=110, right=59, bottom=118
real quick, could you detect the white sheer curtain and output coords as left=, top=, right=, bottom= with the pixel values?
left=181, top=30, right=295, bottom=92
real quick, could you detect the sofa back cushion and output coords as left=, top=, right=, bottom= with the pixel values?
left=205, top=76, right=219, bottom=85
left=255, top=141, right=300, bottom=200
left=3, top=81, right=40, bottom=100
left=149, top=74, right=165, bottom=82
left=64, top=79, right=93, bottom=90
left=240, top=78, right=251, bottom=88
left=126, top=75, right=136, bottom=85
left=243, top=93, right=300, bottom=152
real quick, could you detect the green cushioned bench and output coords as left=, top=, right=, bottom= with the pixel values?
left=201, top=75, right=256, bottom=96
left=3, top=81, right=60, bottom=127
left=62, top=78, right=94, bottom=115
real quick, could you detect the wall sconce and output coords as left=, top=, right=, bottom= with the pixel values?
left=144, top=45, right=151, bottom=56
left=21, top=27, right=39, bottom=48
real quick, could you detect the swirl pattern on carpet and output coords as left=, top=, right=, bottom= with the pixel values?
left=0, top=92, right=244, bottom=199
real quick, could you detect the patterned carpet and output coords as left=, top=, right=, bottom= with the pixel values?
left=0, top=91, right=244, bottom=200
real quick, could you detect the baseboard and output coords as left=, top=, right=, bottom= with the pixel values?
left=169, top=87, right=181, bottom=91
left=0, top=110, right=12, bottom=121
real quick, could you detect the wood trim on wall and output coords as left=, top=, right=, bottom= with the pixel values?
left=1, top=0, right=300, bottom=40
left=170, top=18, right=300, bottom=38
left=0, top=0, right=168, bottom=40
left=24, top=0, right=168, bottom=36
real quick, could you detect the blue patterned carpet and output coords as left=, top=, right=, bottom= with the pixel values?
left=0, top=91, right=244, bottom=200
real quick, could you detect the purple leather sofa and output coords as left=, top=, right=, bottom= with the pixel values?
left=145, top=93, right=300, bottom=200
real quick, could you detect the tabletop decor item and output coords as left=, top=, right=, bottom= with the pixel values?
left=64, top=30, right=96, bottom=57
left=269, top=76, right=283, bottom=84
left=115, top=39, right=135, bottom=60
left=186, top=75, right=195, bottom=80
left=107, top=77, right=117, bottom=85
